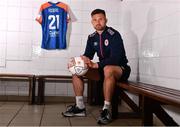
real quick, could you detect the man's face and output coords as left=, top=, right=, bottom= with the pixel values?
left=91, top=13, right=107, bottom=31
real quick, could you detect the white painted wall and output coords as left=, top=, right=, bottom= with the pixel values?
left=121, top=0, right=180, bottom=90
left=0, top=0, right=180, bottom=124
left=0, top=0, right=121, bottom=97
left=120, top=0, right=180, bottom=124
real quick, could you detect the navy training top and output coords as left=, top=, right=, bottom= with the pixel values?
left=83, top=26, right=129, bottom=69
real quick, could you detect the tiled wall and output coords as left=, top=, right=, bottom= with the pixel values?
left=0, top=0, right=179, bottom=97
left=121, top=0, right=180, bottom=90
left=120, top=0, right=180, bottom=124
left=0, top=0, right=180, bottom=123
left=0, top=0, right=121, bottom=96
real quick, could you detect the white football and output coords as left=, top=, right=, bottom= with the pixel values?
left=68, top=56, right=89, bottom=76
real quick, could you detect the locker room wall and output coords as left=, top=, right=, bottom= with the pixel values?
left=0, top=0, right=179, bottom=99
left=121, top=0, right=180, bottom=90
left=120, top=0, right=180, bottom=124
left=0, top=0, right=180, bottom=123
left=0, top=0, right=122, bottom=96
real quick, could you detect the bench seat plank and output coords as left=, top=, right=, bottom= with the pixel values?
left=113, top=81, right=180, bottom=126
left=118, top=82, right=180, bottom=107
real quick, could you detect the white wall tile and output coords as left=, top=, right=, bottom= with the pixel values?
left=5, top=61, right=31, bottom=74
left=152, top=14, right=179, bottom=39
left=106, top=12, right=119, bottom=25
left=55, top=82, right=68, bottom=96
left=82, top=23, right=94, bottom=35
left=69, top=34, right=82, bottom=46
left=7, top=31, right=19, bottom=44
left=70, top=0, right=83, bottom=11
left=82, top=1, right=98, bottom=11
left=7, top=7, right=20, bottom=19
left=152, top=2, right=180, bottom=20
left=0, top=81, right=6, bottom=95
left=81, top=35, right=89, bottom=47
left=0, top=0, right=7, bottom=6
left=67, top=83, right=74, bottom=96
left=20, top=0, right=33, bottom=8
left=153, top=35, right=179, bottom=57
left=6, top=32, right=20, bottom=60
left=7, top=19, right=20, bottom=31
left=18, top=44, right=32, bottom=60
left=72, top=10, right=82, bottom=22
left=60, top=0, right=70, bottom=5
left=0, top=59, right=5, bottom=67
left=0, top=20, right=7, bottom=30
left=7, top=0, right=20, bottom=7
left=6, top=44, right=19, bottom=60
left=0, top=43, right=6, bottom=67
left=67, top=47, right=84, bottom=57
left=0, top=6, right=7, bottom=19
left=18, top=82, right=28, bottom=95
left=45, top=83, right=56, bottom=96
left=19, top=32, right=32, bottom=44
left=20, top=7, right=33, bottom=20
left=82, top=11, right=91, bottom=23
left=6, top=83, right=19, bottom=95
left=0, top=31, right=7, bottom=42
left=71, top=22, right=82, bottom=34
left=20, top=20, right=33, bottom=32
left=31, top=0, right=46, bottom=8
left=123, top=0, right=180, bottom=89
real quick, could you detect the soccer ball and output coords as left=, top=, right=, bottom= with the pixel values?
left=68, top=56, right=89, bottom=76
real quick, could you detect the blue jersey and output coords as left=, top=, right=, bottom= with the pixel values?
left=36, top=2, right=68, bottom=49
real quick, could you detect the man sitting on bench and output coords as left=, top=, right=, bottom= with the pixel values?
left=62, top=9, right=131, bottom=125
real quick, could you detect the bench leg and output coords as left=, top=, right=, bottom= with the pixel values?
left=120, top=90, right=140, bottom=112
left=111, top=86, right=120, bottom=119
left=142, top=96, right=153, bottom=126
left=31, top=76, right=36, bottom=104
left=112, top=88, right=142, bottom=119
left=153, top=103, right=178, bottom=126
left=142, top=96, right=178, bottom=126
left=37, top=77, right=45, bottom=105
left=28, top=77, right=33, bottom=105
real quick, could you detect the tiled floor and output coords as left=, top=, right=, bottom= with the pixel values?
left=0, top=102, right=142, bottom=126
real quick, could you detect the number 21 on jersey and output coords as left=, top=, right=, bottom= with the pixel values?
left=48, top=15, right=59, bottom=30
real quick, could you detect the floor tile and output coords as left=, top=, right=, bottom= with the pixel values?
left=43, top=103, right=66, bottom=114
left=10, top=114, right=42, bottom=124
left=0, top=102, right=145, bottom=126
left=0, top=123, right=7, bottom=126
left=9, top=122, right=40, bottom=126
left=0, top=114, right=14, bottom=123
left=0, top=109, right=18, bottom=115
left=41, top=114, right=70, bottom=126
left=69, top=114, right=98, bottom=126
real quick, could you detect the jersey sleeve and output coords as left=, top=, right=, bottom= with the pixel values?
left=67, top=6, right=77, bottom=22
left=35, top=5, right=43, bottom=24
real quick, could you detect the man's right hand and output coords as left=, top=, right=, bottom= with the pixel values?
left=81, top=55, right=98, bottom=69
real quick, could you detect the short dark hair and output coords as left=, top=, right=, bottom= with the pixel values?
left=91, top=9, right=106, bottom=17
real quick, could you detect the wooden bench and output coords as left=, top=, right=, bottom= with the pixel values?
left=36, top=75, right=90, bottom=104
left=0, top=74, right=36, bottom=104
left=34, top=75, right=180, bottom=125
left=112, top=81, right=180, bottom=126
